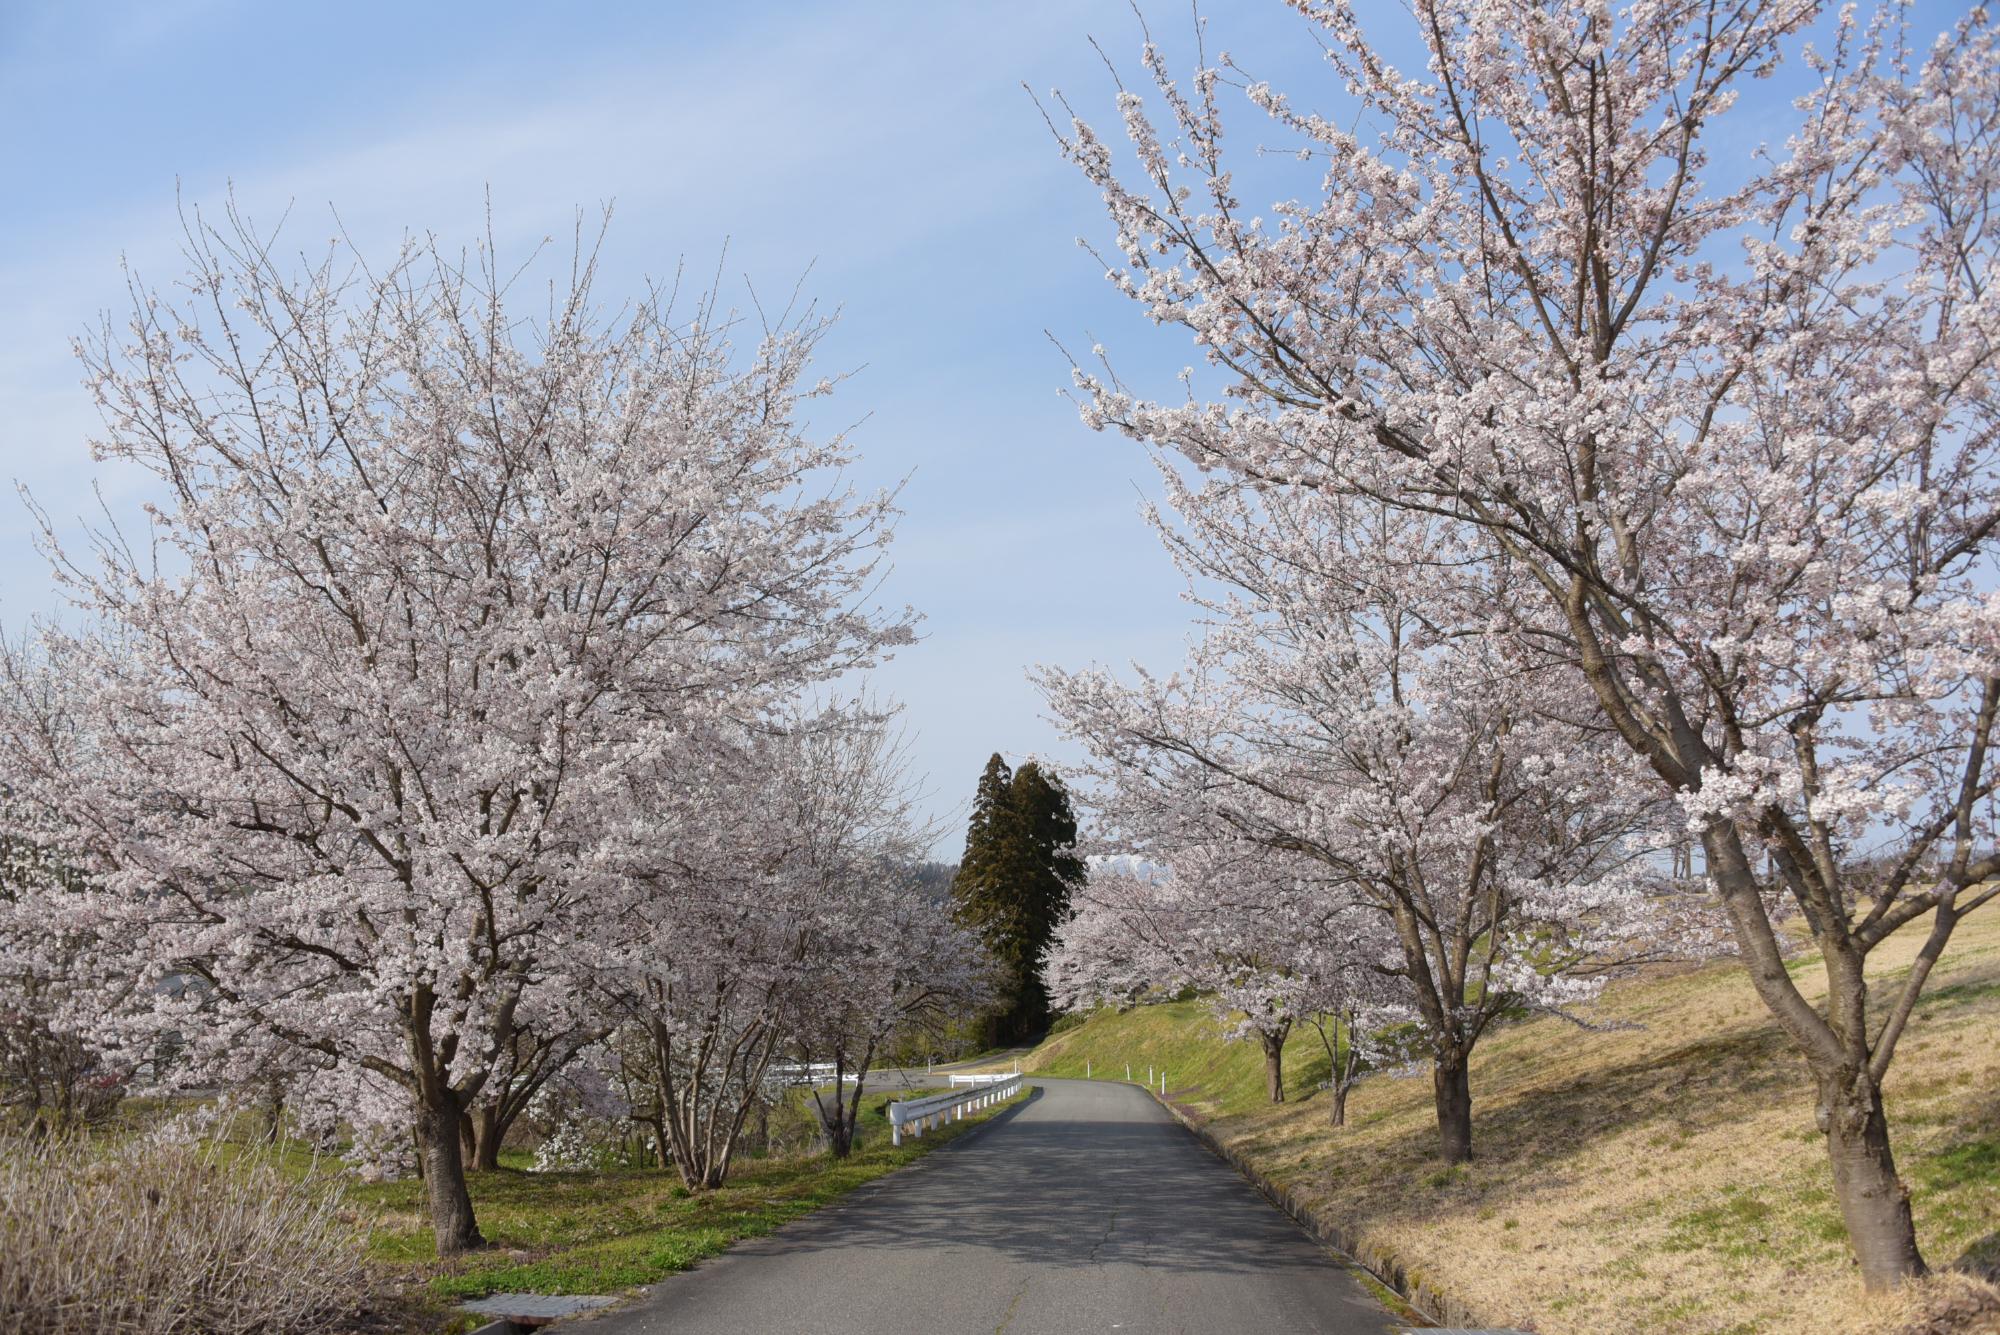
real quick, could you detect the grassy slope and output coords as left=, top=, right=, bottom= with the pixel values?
left=1031, top=1002, right=1338, bottom=1111
left=357, top=1086, right=1023, bottom=1309
left=1024, top=913, right=2000, bottom=1335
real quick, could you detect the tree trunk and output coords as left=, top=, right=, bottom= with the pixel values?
left=823, top=1103, right=855, bottom=1158
left=470, top=1103, right=505, bottom=1171
left=1433, top=1053, right=1473, bottom=1164
left=1329, top=1080, right=1348, bottom=1127
left=1699, top=823, right=1928, bottom=1289
left=817, top=1080, right=859, bottom=1160
left=1261, top=1029, right=1287, bottom=1103
left=1820, top=1067, right=1927, bottom=1289
left=415, top=1097, right=484, bottom=1255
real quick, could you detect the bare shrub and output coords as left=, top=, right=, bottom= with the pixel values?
left=0, top=1132, right=373, bottom=1333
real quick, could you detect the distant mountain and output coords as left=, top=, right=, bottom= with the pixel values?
left=911, top=860, right=959, bottom=903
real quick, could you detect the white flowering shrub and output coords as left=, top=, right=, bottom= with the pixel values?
left=526, top=1059, right=635, bottom=1173
left=530, top=1116, right=627, bottom=1173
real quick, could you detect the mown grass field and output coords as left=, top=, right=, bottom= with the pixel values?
left=352, top=1086, right=1022, bottom=1316
left=1024, top=912, right=2000, bottom=1334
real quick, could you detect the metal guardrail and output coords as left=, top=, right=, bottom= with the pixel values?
left=946, top=1070, right=1017, bottom=1087
left=888, top=1073, right=1024, bottom=1145
left=767, top=1062, right=860, bottom=1088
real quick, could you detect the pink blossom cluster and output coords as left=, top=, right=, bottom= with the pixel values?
left=1037, top=486, right=1676, bottom=1151
left=0, top=211, right=982, bottom=1251
left=1043, top=0, right=2000, bottom=1285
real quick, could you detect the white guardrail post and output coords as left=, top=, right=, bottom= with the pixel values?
left=888, top=1073, right=1024, bottom=1146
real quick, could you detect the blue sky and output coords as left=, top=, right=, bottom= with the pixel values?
left=0, top=0, right=1972, bottom=853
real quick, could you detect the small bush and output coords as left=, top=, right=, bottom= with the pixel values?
left=0, top=1132, right=375, bottom=1334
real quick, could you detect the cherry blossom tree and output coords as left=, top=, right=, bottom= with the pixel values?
left=1044, top=870, right=1175, bottom=1017
left=521, top=1041, right=636, bottom=1173
left=1297, top=946, right=1415, bottom=1129
left=1051, top=0, right=2000, bottom=1286
left=585, top=703, right=982, bottom=1184
left=1176, top=871, right=1419, bottom=1116
left=0, top=643, right=131, bottom=1137
left=1038, top=481, right=1667, bottom=1161
left=1051, top=863, right=1406, bottom=1108
left=1051, top=853, right=1421, bottom=1123
left=4, top=205, right=913, bottom=1254
left=587, top=729, right=823, bottom=1191
left=779, top=711, right=990, bottom=1158
left=458, top=992, right=604, bottom=1171
left=0, top=842, right=127, bottom=1137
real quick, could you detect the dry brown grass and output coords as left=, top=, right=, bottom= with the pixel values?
left=1127, top=911, right=2000, bottom=1334
left=0, top=1132, right=385, bottom=1334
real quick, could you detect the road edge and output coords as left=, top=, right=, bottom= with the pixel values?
left=1140, top=1084, right=1488, bottom=1330
left=544, top=1085, right=1038, bottom=1331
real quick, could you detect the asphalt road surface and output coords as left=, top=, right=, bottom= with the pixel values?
left=575, top=1077, right=1401, bottom=1335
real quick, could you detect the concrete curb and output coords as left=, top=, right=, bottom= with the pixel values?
left=1143, top=1085, right=1490, bottom=1330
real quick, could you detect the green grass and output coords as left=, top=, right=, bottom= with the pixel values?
left=355, top=1087, right=1024, bottom=1302
left=1023, top=998, right=1334, bottom=1115
left=1022, top=911, right=2000, bottom=1334
left=1662, top=1188, right=1777, bottom=1259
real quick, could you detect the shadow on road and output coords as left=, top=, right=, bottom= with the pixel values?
left=756, top=1080, right=1340, bottom=1279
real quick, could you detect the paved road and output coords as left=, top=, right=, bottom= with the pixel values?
left=575, top=1078, right=1400, bottom=1335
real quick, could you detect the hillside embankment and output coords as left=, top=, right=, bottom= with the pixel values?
left=1020, top=912, right=2000, bottom=1334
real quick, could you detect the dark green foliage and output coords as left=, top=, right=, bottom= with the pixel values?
left=949, top=754, right=1084, bottom=1045
left=908, top=860, right=959, bottom=903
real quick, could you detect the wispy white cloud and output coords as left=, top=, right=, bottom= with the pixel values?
left=0, top=0, right=1326, bottom=846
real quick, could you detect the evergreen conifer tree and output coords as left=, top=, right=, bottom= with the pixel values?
left=949, top=754, right=1083, bottom=1044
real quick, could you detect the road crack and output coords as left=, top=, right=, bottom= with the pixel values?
left=1088, top=1202, right=1119, bottom=1265
left=992, top=1281, right=1027, bottom=1335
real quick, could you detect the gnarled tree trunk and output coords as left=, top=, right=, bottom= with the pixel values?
left=469, top=1103, right=506, bottom=1171
left=415, top=1094, right=483, bottom=1255
left=1433, top=1052, right=1473, bottom=1164
left=1701, top=823, right=1928, bottom=1289
left=1821, top=1068, right=1927, bottom=1287
left=1259, top=1026, right=1288, bottom=1103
